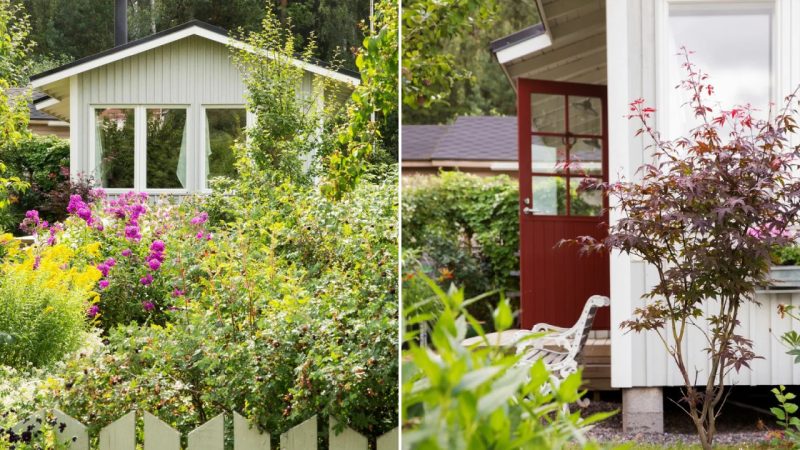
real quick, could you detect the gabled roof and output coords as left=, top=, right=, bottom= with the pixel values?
left=5, top=87, right=62, bottom=122
left=30, top=20, right=359, bottom=89
left=402, top=116, right=517, bottom=163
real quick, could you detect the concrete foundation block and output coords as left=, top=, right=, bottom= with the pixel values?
left=622, top=387, right=664, bottom=433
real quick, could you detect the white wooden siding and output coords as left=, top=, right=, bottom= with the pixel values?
left=69, top=35, right=318, bottom=191
left=608, top=0, right=800, bottom=388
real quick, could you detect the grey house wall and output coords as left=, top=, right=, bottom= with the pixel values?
left=69, top=35, right=314, bottom=192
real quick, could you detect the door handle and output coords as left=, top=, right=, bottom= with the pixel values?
left=522, top=206, right=540, bottom=215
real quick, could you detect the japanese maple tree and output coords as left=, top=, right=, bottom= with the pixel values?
left=573, top=48, right=800, bottom=449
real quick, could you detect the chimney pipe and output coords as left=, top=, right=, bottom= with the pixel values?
left=115, top=0, right=127, bottom=46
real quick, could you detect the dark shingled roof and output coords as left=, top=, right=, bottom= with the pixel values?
left=401, top=124, right=447, bottom=161
left=6, top=87, right=60, bottom=121
left=402, top=116, right=517, bottom=162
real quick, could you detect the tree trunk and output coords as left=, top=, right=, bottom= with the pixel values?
left=279, top=0, right=288, bottom=25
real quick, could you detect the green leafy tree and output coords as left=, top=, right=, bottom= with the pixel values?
left=323, top=0, right=397, bottom=199
left=402, top=0, right=497, bottom=110
left=0, top=0, right=31, bottom=216
left=403, top=0, right=537, bottom=124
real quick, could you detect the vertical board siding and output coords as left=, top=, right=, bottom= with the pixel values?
left=612, top=0, right=800, bottom=388
left=15, top=411, right=399, bottom=450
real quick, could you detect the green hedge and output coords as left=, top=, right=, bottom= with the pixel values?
left=402, top=172, right=519, bottom=320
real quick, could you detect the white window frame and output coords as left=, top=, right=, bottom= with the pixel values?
left=200, top=104, right=250, bottom=193
left=89, top=104, right=192, bottom=195
left=654, top=0, right=780, bottom=142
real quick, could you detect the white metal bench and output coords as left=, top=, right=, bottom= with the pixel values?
left=463, top=295, right=610, bottom=378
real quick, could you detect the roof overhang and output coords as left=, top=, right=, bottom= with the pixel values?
left=30, top=21, right=359, bottom=89
left=29, top=20, right=360, bottom=122
left=491, top=0, right=607, bottom=88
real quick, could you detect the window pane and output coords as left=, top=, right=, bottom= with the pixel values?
left=95, top=108, right=135, bottom=189
left=568, top=96, right=602, bottom=135
left=570, top=178, right=603, bottom=216
left=569, top=138, right=602, bottom=176
left=668, top=6, right=771, bottom=138
left=205, top=109, right=245, bottom=187
left=146, top=108, right=187, bottom=189
left=532, top=176, right=567, bottom=216
left=532, top=135, right=567, bottom=174
left=531, top=93, right=565, bottom=133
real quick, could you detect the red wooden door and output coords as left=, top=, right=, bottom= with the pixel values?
left=517, top=79, right=610, bottom=330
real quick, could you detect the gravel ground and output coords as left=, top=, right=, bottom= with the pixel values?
left=580, top=399, right=779, bottom=447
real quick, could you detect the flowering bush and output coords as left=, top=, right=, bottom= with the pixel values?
left=19, top=191, right=214, bottom=329
left=0, top=236, right=100, bottom=368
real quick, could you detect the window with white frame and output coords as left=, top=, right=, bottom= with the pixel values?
left=94, top=106, right=189, bottom=192
left=204, top=108, right=246, bottom=189
left=667, top=2, right=773, bottom=139
left=95, top=108, right=135, bottom=189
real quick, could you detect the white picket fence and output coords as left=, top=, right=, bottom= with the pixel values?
left=12, top=409, right=399, bottom=450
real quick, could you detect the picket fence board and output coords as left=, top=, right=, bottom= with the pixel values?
left=279, top=415, right=317, bottom=450
left=329, top=419, right=367, bottom=449
left=14, top=410, right=399, bottom=450
left=99, top=411, right=135, bottom=450
left=187, top=413, right=224, bottom=450
left=234, top=412, right=270, bottom=450
left=144, top=411, right=180, bottom=450
left=377, top=427, right=399, bottom=450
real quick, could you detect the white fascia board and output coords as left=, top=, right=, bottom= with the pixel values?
left=495, top=32, right=553, bottom=65
left=489, top=162, right=519, bottom=171
left=31, top=26, right=359, bottom=90
left=34, top=97, right=60, bottom=110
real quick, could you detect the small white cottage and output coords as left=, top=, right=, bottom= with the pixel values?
left=29, top=18, right=358, bottom=195
left=491, top=0, right=800, bottom=434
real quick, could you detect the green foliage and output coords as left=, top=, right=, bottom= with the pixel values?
left=231, top=7, right=345, bottom=186
left=0, top=134, right=69, bottom=230
left=402, top=277, right=617, bottom=449
left=403, top=0, right=537, bottom=124
left=51, top=177, right=399, bottom=436
left=771, top=385, right=800, bottom=447
left=402, top=0, right=497, bottom=109
left=773, top=245, right=800, bottom=266
left=324, top=0, right=398, bottom=199
left=402, top=172, right=519, bottom=323
left=0, top=267, right=89, bottom=368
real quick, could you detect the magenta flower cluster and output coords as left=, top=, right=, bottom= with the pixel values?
left=96, top=257, right=116, bottom=290
left=104, top=192, right=149, bottom=243
left=67, top=194, right=101, bottom=229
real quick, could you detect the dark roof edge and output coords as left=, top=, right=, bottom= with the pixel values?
left=31, top=19, right=358, bottom=82
left=489, top=22, right=546, bottom=53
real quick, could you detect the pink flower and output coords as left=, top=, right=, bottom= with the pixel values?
left=96, top=263, right=110, bottom=277
left=140, top=274, right=153, bottom=286
left=105, top=257, right=116, bottom=267
left=172, top=288, right=185, bottom=298
left=150, top=240, right=165, bottom=253
left=87, top=305, right=100, bottom=318
left=191, top=212, right=208, bottom=225
left=98, top=280, right=109, bottom=289
left=122, top=248, right=132, bottom=257
left=142, top=301, right=154, bottom=311
left=148, top=258, right=162, bottom=271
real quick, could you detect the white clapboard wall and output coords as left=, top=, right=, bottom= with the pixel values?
left=12, top=409, right=399, bottom=450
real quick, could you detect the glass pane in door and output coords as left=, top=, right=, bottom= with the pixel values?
left=531, top=93, right=565, bottom=133
left=568, top=96, right=602, bottom=135
left=532, top=176, right=567, bottom=215
left=570, top=177, right=603, bottom=216
left=569, top=138, right=602, bottom=175
left=531, top=135, right=567, bottom=173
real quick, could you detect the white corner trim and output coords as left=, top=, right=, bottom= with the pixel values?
left=495, top=32, right=553, bottom=65
left=31, top=25, right=360, bottom=89
left=489, top=161, right=519, bottom=171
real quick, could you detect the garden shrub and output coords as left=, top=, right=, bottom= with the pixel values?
left=0, top=237, right=100, bottom=368
left=48, top=177, right=399, bottom=438
left=402, top=277, right=617, bottom=449
left=0, top=134, right=69, bottom=231
left=402, top=172, right=518, bottom=324
left=42, top=191, right=214, bottom=329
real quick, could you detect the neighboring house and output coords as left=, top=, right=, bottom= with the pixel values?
left=6, top=88, right=70, bottom=138
left=402, top=116, right=518, bottom=177
left=29, top=17, right=358, bottom=195
left=492, top=0, right=793, bottom=432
